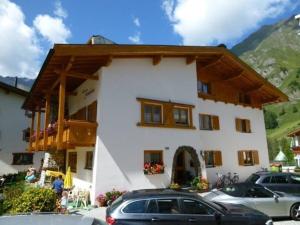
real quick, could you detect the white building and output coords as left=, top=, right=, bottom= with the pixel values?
left=0, top=81, right=44, bottom=176
left=23, top=39, right=288, bottom=203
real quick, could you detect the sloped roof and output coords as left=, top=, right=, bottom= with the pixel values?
left=22, top=44, right=288, bottom=110
left=0, top=80, right=28, bottom=97
left=274, top=150, right=287, bottom=162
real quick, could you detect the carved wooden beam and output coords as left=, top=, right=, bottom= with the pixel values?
left=245, top=84, right=264, bottom=94
left=186, top=56, right=197, bottom=65
left=103, top=55, right=113, bottom=67
left=223, top=70, right=245, bottom=82
left=152, top=55, right=162, bottom=66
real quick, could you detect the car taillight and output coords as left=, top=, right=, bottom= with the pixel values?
left=106, top=216, right=116, bottom=225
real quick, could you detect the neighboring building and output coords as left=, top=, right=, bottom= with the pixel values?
left=0, top=81, right=44, bottom=175
left=287, top=128, right=300, bottom=166
left=23, top=39, right=288, bottom=203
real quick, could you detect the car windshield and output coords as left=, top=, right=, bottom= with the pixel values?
left=245, top=174, right=260, bottom=183
left=221, top=186, right=244, bottom=197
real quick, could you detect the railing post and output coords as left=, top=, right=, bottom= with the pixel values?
left=28, top=111, right=35, bottom=151
left=43, top=94, right=51, bottom=150
left=35, top=110, right=41, bottom=151
left=57, top=73, right=66, bottom=150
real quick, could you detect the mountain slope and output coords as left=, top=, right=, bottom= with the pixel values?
left=232, top=15, right=300, bottom=160
left=0, top=75, right=34, bottom=91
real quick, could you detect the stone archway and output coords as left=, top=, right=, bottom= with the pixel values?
left=171, top=146, right=201, bottom=185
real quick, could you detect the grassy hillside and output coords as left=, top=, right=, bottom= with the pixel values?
left=232, top=16, right=300, bottom=162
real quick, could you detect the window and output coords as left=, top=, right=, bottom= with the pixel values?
left=87, top=101, right=97, bottom=122
left=238, top=150, right=259, bottom=166
left=22, top=128, right=30, bottom=142
left=144, top=151, right=164, bottom=174
left=143, top=103, right=162, bottom=124
left=147, top=200, right=158, bottom=213
left=199, top=114, right=219, bottom=130
left=123, top=200, right=147, bottom=213
left=68, top=152, right=77, bottom=173
left=12, top=153, right=33, bottom=165
left=173, top=107, right=189, bottom=125
left=245, top=187, right=273, bottom=198
left=137, top=98, right=195, bottom=129
left=204, top=151, right=222, bottom=168
left=85, top=151, right=93, bottom=170
left=157, top=199, right=180, bottom=214
left=197, top=80, right=211, bottom=94
left=182, top=199, right=214, bottom=215
left=144, top=151, right=163, bottom=164
left=271, top=175, right=289, bottom=184
left=236, top=118, right=251, bottom=133
left=262, top=176, right=271, bottom=184
left=239, top=93, right=251, bottom=104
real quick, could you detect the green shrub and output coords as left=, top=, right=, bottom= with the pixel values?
left=10, top=187, right=56, bottom=213
left=3, top=182, right=26, bottom=213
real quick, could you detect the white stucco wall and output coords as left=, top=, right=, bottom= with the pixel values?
left=0, top=89, right=44, bottom=176
left=66, top=147, right=94, bottom=191
left=89, top=58, right=270, bottom=201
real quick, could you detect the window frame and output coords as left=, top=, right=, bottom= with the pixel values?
left=144, top=150, right=163, bottom=165
left=236, top=118, right=251, bottom=133
left=199, top=114, right=220, bottom=131
left=203, top=150, right=222, bottom=168
left=181, top=198, right=215, bottom=215
left=137, top=98, right=195, bottom=129
left=238, top=150, right=259, bottom=166
left=68, top=152, right=77, bottom=173
left=142, top=102, right=163, bottom=125
left=12, top=153, right=34, bottom=165
left=85, top=151, right=93, bottom=170
left=197, top=80, right=211, bottom=95
left=173, top=106, right=190, bottom=126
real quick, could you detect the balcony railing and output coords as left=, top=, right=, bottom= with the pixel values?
left=30, top=120, right=97, bottom=151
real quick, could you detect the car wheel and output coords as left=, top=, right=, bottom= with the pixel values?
left=290, top=203, right=300, bottom=221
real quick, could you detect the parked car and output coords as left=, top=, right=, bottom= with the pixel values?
left=106, top=189, right=272, bottom=225
left=245, top=171, right=300, bottom=194
left=203, top=183, right=300, bottom=220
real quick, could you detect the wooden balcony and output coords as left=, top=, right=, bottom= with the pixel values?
left=30, top=120, right=97, bottom=151
left=292, top=146, right=300, bottom=154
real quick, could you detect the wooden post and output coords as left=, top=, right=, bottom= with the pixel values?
left=57, top=73, right=66, bottom=150
left=28, top=112, right=35, bottom=151
left=43, top=94, right=51, bottom=150
left=35, top=110, right=41, bottom=151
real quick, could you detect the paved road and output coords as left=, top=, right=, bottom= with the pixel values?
left=273, top=219, right=299, bottom=225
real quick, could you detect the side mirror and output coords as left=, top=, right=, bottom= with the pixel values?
left=273, top=194, right=279, bottom=201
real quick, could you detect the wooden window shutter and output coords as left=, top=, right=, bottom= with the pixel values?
left=246, top=119, right=251, bottom=133
left=252, top=150, right=259, bottom=165
left=238, top=151, right=244, bottom=166
left=164, top=103, right=173, bottom=126
left=235, top=118, right=241, bottom=132
left=214, top=151, right=222, bottom=166
left=212, top=116, right=220, bottom=130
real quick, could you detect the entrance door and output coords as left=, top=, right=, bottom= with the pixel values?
left=174, top=151, right=185, bottom=184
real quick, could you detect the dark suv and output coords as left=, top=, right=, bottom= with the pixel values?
left=106, top=189, right=272, bottom=225
left=246, top=172, right=300, bottom=194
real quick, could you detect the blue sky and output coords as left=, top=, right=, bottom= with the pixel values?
left=1, top=0, right=300, bottom=78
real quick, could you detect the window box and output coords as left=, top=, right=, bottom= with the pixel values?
left=144, top=150, right=164, bottom=175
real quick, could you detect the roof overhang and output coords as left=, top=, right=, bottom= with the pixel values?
left=22, top=44, right=288, bottom=111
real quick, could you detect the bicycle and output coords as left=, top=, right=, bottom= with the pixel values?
left=216, top=172, right=239, bottom=188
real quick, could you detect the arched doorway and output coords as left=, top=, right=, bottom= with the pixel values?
left=171, top=146, right=201, bottom=186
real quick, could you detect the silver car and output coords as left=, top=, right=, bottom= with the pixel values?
left=203, top=184, right=300, bottom=220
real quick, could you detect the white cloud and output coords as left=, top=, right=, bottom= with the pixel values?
left=0, top=0, right=41, bottom=78
left=129, top=32, right=142, bottom=44
left=162, top=0, right=299, bottom=46
left=133, top=17, right=140, bottom=27
left=54, top=1, right=68, bottom=18
left=33, top=15, right=71, bottom=44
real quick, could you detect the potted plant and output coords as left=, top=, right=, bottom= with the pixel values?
left=191, top=176, right=209, bottom=192
left=169, top=183, right=181, bottom=190
left=143, top=162, right=164, bottom=175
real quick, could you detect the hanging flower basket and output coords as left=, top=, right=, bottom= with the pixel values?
left=144, top=162, right=164, bottom=175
